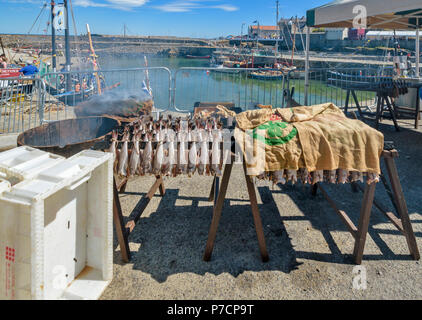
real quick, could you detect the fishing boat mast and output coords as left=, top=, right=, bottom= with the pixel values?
left=63, top=0, right=71, bottom=91
left=51, top=1, right=56, bottom=71
left=86, top=23, right=102, bottom=94
left=64, top=0, right=71, bottom=70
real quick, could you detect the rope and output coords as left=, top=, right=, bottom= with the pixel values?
left=28, top=3, right=47, bottom=34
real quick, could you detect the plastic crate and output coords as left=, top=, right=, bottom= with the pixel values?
left=0, top=147, right=113, bottom=300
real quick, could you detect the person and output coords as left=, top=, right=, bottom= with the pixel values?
left=19, top=60, right=39, bottom=76
left=0, top=54, right=7, bottom=68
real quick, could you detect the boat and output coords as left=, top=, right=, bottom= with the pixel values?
left=249, top=70, right=284, bottom=81
left=326, top=70, right=393, bottom=90
left=186, top=55, right=211, bottom=59
left=209, top=65, right=241, bottom=74
left=222, top=60, right=254, bottom=69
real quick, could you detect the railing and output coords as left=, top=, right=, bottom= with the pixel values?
left=285, top=67, right=395, bottom=110
left=41, top=67, right=172, bottom=122
left=1, top=65, right=408, bottom=134
left=172, top=67, right=288, bottom=113
left=0, top=77, right=45, bottom=133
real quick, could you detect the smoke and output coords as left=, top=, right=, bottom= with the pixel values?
left=74, top=88, right=153, bottom=118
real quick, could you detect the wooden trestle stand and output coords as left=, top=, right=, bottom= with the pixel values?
left=202, top=150, right=419, bottom=265
left=111, top=150, right=419, bottom=265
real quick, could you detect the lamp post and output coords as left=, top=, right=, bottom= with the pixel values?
left=253, top=20, right=260, bottom=49
left=241, top=22, right=245, bottom=47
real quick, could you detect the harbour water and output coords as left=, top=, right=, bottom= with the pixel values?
left=98, top=54, right=375, bottom=111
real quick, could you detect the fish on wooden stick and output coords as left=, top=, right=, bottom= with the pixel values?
left=118, top=127, right=130, bottom=177
left=108, top=130, right=119, bottom=174
left=177, top=123, right=188, bottom=175
left=273, top=170, right=286, bottom=185
left=142, top=132, right=153, bottom=174
left=338, top=169, right=349, bottom=184
left=153, top=133, right=164, bottom=175
left=129, top=130, right=142, bottom=177
left=166, top=128, right=177, bottom=177
left=286, top=169, right=298, bottom=184
left=187, top=123, right=198, bottom=177
left=198, top=120, right=209, bottom=175
left=210, top=120, right=222, bottom=177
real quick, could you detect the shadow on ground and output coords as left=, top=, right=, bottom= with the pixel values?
left=115, top=187, right=302, bottom=283
left=112, top=119, right=421, bottom=283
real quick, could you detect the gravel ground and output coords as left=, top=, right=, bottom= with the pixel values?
left=100, top=118, right=422, bottom=300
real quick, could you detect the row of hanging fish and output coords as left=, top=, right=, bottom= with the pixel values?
left=108, top=114, right=225, bottom=178
left=257, top=169, right=380, bottom=185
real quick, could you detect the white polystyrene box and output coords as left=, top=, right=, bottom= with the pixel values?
left=0, top=147, right=113, bottom=300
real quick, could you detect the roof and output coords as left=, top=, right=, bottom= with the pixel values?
left=250, top=26, right=279, bottom=31
left=366, top=31, right=418, bottom=37
left=307, top=0, right=422, bottom=29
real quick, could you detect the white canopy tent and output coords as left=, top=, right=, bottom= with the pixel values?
left=304, top=0, right=422, bottom=105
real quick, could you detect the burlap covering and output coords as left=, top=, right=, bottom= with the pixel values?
left=234, top=103, right=384, bottom=175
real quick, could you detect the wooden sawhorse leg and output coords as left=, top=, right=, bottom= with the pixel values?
left=383, top=151, right=420, bottom=260
left=317, top=182, right=375, bottom=264
left=384, top=96, right=400, bottom=132
left=113, top=175, right=166, bottom=263
left=343, top=150, right=420, bottom=263
left=344, top=89, right=351, bottom=116
left=352, top=182, right=376, bottom=264
left=375, top=94, right=383, bottom=130
left=125, top=175, right=165, bottom=233
left=203, top=162, right=269, bottom=262
left=203, top=162, right=234, bottom=261
left=351, top=90, right=364, bottom=118
left=113, top=178, right=131, bottom=263
left=242, top=162, right=269, bottom=262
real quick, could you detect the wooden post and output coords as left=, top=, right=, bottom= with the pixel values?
left=383, top=152, right=420, bottom=260
left=113, top=179, right=130, bottom=263
left=157, top=175, right=166, bottom=196
left=353, top=182, right=376, bottom=265
left=375, top=94, right=382, bottom=130
left=351, top=90, right=363, bottom=117
left=208, top=176, right=216, bottom=202
left=384, top=96, right=400, bottom=132
left=344, top=89, right=351, bottom=115
left=242, top=162, right=269, bottom=262
left=203, top=162, right=234, bottom=261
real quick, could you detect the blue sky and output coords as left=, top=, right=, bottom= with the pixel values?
left=0, top=0, right=327, bottom=38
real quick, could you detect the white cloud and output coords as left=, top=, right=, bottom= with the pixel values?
left=73, top=0, right=109, bottom=7
left=106, top=0, right=148, bottom=7
left=154, top=0, right=238, bottom=13
left=155, top=1, right=199, bottom=12
left=210, top=4, right=237, bottom=11
left=73, top=0, right=147, bottom=10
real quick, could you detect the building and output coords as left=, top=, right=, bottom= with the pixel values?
left=366, top=30, right=419, bottom=40
left=325, top=28, right=348, bottom=40
left=248, top=25, right=279, bottom=39
left=348, top=28, right=366, bottom=40
left=278, top=17, right=307, bottom=38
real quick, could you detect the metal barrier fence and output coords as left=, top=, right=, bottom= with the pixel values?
left=0, top=77, right=45, bottom=133
left=41, top=67, right=172, bottom=122
left=1, top=65, right=399, bottom=134
left=285, top=67, right=395, bottom=110
left=172, top=67, right=288, bottom=112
